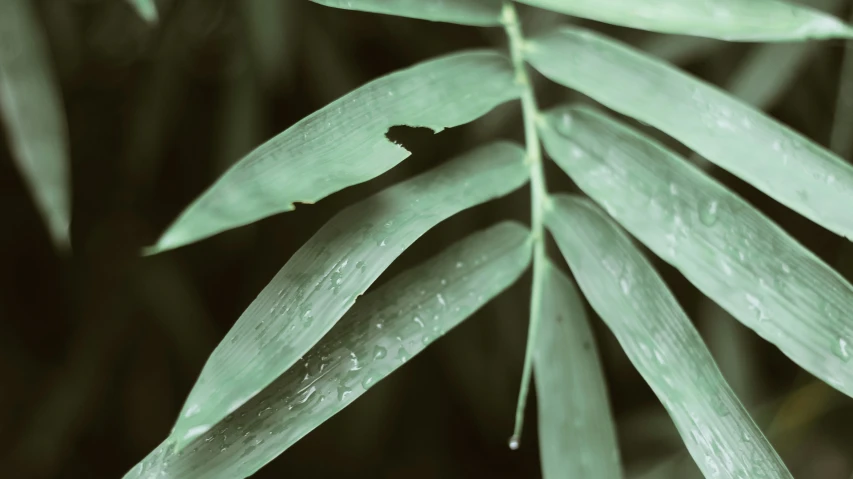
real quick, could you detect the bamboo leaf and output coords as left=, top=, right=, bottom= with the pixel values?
left=527, top=27, right=853, bottom=240
left=149, top=50, right=521, bottom=253
left=515, top=0, right=852, bottom=40
left=125, top=221, right=532, bottom=479
left=540, top=105, right=853, bottom=398
left=0, top=0, right=71, bottom=249
left=545, top=195, right=792, bottom=479
left=310, top=0, right=503, bottom=26
left=127, top=0, right=158, bottom=23
left=168, top=141, right=528, bottom=449
left=535, top=263, right=622, bottom=479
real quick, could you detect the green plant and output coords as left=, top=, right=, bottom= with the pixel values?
left=47, top=0, right=851, bottom=478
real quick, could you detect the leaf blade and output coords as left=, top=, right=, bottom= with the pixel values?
left=545, top=195, right=792, bottom=479
left=170, top=141, right=529, bottom=447
left=150, top=50, right=521, bottom=253
left=515, top=0, right=852, bottom=40
left=0, top=0, right=71, bottom=249
left=535, top=263, right=622, bottom=479
left=310, top=0, right=503, bottom=26
left=125, top=221, right=533, bottom=479
left=540, top=106, right=853, bottom=397
left=527, top=26, right=853, bottom=240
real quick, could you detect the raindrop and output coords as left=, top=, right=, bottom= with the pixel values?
left=455, top=261, right=464, bottom=268
left=356, top=261, right=366, bottom=272
left=698, top=200, right=719, bottom=226
left=373, top=345, right=387, bottom=360
left=361, top=374, right=376, bottom=389
left=396, top=346, right=410, bottom=363
left=337, top=385, right=353, bottom=402
left=436, top=293, right=447, bottom=307
left=832, top=337, right=850, bottom=362
left=413, top=316, right=425, bottom=328
left=508, top=435, right=520, bottom=450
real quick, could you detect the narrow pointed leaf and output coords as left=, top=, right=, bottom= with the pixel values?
left=541, top=106, right=853, bottom=398
left=535, top=263, right=622, bottom=479
left=527, top=27, right=853, bottom=240
left=546, top=195, right=792, bottom=479
left=127, top=0, right=158, bottom=23
left=125, top=221, right=533, bottom=479
left=515, top=0, right=852, bottom=40
left=170, top=142, right=528, bottom=448
left=0, top=0, right=71, bottom=248
left=150, top=50, right=520, bottom=253
left=310, top=0, right=503, bottom=26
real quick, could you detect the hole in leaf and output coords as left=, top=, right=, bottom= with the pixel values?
left=384, top=125, right=436, bottom=153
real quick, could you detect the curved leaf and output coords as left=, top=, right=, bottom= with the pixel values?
left=545, top=195, right=792, bottom=479
left=0, top=0, right=71, bottom=249
left=124, top=221, right=532, bottom=478
left=310, top=0, right=503, bottom=26
left=526, top=27, right=853, bottom=240
left=149, top=50, right=521, bottom=253
left=540, top=106, right=853, bottom=398
left=169, top=141, right=528, bottom=448
left=515, top=0, right=852, bottom=40
left=535, top=263, right=622, bottom=479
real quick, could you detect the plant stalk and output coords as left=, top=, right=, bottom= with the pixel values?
left=502, top=1, right=550, bottom=449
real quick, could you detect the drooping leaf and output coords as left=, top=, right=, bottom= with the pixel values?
left=832, top=9, right=853, bottom=158
left=545, top=195, right=792, bottom=479
left=310, top=0, right=503, bottom=26
left=540, top=105, right=853, bottom=398
left=0, top=0, right=71, bottom=249
left=149, top=50, right=521, bottom=253
left=527, top=27, right=853, bottom=240
left=127, top=0, right=158, bottom=23
left=169, top=141, right=528, bottom=448
left=515, top=0, right=852, bottom=40
left=535, top=263, right=622, bottom=479
left=124, top=221, right=533, bottom=479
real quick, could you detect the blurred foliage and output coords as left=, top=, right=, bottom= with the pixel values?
left=1, top=0, right=852, bottom=477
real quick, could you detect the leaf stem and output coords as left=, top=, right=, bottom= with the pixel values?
left=502, top=1, right=549, bottom=449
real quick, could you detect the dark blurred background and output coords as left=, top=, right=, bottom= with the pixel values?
left=2, top=0, right=853, bottom=478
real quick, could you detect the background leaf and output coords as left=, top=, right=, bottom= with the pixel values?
left=150, top=50, right=521, bottom=253
left=540, top=106, right=853, bottom=398
left=546, top=195, right=792, bottom=479
left=127, top=0, right=158, bottom=24
left=515, top=0, right=852, bottom=40
left=0, top=0, right=71, bottom=249
left=535, top=263, right=622, bottom=479
left=527, top=27, right=853, bottom=241
left=169, top=141, right=528, bottom=448
left=125, top=221, right=533, bottom=478
left=310, top=0, right=503, bottom=26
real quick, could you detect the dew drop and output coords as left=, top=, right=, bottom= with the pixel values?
left=356, top=261, right=366, bottom=272
left=413, top=316, right=425, bottom=328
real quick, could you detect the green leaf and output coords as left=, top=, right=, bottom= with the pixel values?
left=124, top=221, right=533, bottom=479
left=535, top=263, right=622, bottom=479
left=540, top=105, right=853, bottom=397
left=515, top=0, right=852, bottom=40
left=169, top=141, right=528, bottom=449
left=527, top=27, right=853, bottom=240
left=0, top=0, right=71, bottom=249
left=310, top=0, right=503, bottom=26
left=127, top=0, right=158, bottom=23
left=149, top=50, right=521, bottom=253
left=725, top=42, right=816, bottom=109
left=545, top=195, right=792, bottom=479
